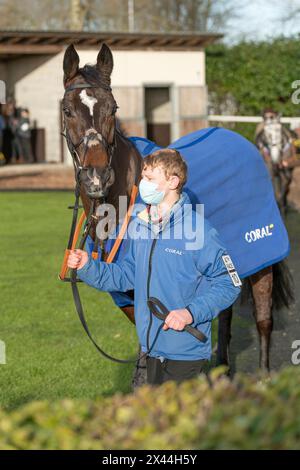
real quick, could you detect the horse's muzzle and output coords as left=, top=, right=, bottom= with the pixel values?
left=80, top=166, right=114, bottom=200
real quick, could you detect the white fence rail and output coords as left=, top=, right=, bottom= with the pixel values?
left=207, top=115, right=300, bottom=126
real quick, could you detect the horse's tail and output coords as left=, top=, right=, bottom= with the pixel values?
left=272, top=260, right=295, bottom=310
left=241, top=260, right=295, bottom=310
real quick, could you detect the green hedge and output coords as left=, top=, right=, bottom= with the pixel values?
left=1, top=366, right=300, bottom=450
left=207, top=38, right=300, bottom=116
left=206, top=38, right=300, bottom=142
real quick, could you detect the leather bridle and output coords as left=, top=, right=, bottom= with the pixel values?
left=61, top=82, right=117, bottom=186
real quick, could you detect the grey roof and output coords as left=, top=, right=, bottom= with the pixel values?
left=0, top=30, right=222, bottom=57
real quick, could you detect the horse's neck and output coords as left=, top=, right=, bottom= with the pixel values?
left=263, top=123, right=293, bottom=163
left=264, top=123, right=283, bottom=146
left=117, top=129, right=143, bottom=186
left=109, top=130, right=143, bottom=203
left=81, top=130, right=143, bottom=242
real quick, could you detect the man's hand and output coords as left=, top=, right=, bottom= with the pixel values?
left=282, top=157, right=300, bottom=169
left=163, top=308, right=193, bottom=331
left=67, top=249, right=89, bottom=270
left=282, top=159, right=290, bottom=168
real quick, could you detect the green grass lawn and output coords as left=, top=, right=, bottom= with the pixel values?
left=0, top=192, right=139, bottom=410
left=1, top=191, right=298, bottom=418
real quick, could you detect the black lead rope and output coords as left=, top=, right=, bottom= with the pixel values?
left=70, top=269, right=140, bottom=364
left=65, top=186, right=136, bottom=364
left=66, top=211, right=208, bottom=365
left=64, top=188, right=208, bottom=365
left=67, top=195, right=140, bottom=364
left=70, top=272, right=208, bottom=364
left=147, top=297, right=208, bottom=343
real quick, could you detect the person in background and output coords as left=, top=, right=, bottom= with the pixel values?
left=15, top=108, right=34, bottom=164
left=9, top=105, right=20, bottom=164
left=0, top=105, right=6, bottom=165
left=283, top=125, right=300, bottom=168
left=282, top=157, right=300, bottom=169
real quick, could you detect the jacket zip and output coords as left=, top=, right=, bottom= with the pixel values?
left=146, top=200, right=178, bottom=297
left=146, top=236, right=159, bottom=354
left=147, top=237, right=158, bottom=298
left=145, top=205, right=178, bottom=354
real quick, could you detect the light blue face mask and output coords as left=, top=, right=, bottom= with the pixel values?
left=138, top=178, right=165, bottom=205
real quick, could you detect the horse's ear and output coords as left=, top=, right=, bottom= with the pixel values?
left=96, top=43, right=113, bottom=85
left=63, top=44, right=79, bottom=86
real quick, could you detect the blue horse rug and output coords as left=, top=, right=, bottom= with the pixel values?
left=86, top=126, right=290, bottom=308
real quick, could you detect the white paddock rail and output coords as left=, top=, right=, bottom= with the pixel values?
left=207, top=115, right=300, bottom=127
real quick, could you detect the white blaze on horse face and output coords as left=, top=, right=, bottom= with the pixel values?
left=79, top=89, right=97, bottom=117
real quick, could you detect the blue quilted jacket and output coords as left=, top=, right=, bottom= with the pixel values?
left=77, top=191, right=241, bottom=361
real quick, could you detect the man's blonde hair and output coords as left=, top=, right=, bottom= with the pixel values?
left=143, top=148, right=188, bottom=194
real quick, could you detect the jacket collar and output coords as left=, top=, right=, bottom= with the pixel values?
left=135, top=190, right=191, bottom=235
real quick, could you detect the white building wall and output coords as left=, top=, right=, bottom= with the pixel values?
left=78, top=49, right=205, bottom=87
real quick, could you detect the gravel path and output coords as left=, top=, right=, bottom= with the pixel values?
left=0, top=163, right=74, bottom=190
left=227, top=209, right=300, bottom=375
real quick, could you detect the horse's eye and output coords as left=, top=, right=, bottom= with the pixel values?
left=63, top=108, right=72, bottom=118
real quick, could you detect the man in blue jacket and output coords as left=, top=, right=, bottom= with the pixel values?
left=67, top=148, right=241, bottom=385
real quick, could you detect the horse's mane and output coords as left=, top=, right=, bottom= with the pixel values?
left=78, top=64, right=103, bottom=86
left=116, top=117, right=129, bottom=137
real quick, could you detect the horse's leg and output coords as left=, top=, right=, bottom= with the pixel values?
left=120, top=305, right=135, bottom=324
left=272, top=167, right=284, bottom=215
left=216, top=306, right=233, bottom=372
left=277, top=170, right=287, bottom=217
left=282, top=168, right=293, bottom=216
left=249, top=266, right=273, bottom=371
left=119, top=305, right=147, bottom=390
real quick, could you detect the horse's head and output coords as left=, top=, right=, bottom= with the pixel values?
left=262, top=111, right=284, bottom=164
left=62, top=43, right=117, bottom=199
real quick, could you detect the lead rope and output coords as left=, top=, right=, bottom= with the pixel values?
left=59, top=82, right=147, bottom=364
left=59, top=182, right=144, bottom=364
left=59, top=181, right=165, bottom=368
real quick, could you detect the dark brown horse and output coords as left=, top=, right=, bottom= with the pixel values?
left=62, top=44, right=142, bottom=380
left=62, top=43, right=294, bottom=386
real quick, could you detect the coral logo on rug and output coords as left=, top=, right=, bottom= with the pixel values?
left=245, top=224, right=274, bottom=243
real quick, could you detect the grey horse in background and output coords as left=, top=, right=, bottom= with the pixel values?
left=255, top=109, right=294, bottom=216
